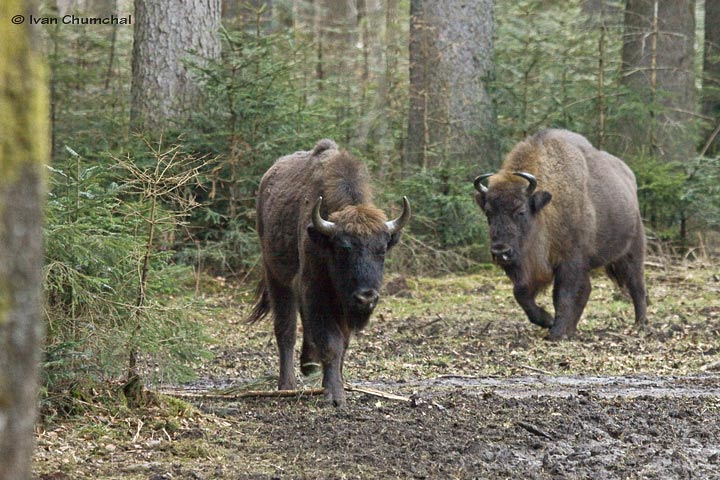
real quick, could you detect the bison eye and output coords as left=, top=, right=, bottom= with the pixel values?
left=513, top=209, right=528, bottom=219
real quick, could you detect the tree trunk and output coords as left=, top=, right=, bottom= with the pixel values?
left=131, top=0, right=221, bottom=129
left=406, top=0, right=499, bottom=172
left=702, top=0, right=720, bottom=154
left=314, top=0, right=356, bottom=81
left=0, top=1, right=48, bottom=478
left=619, top=0, right=697, bottom=162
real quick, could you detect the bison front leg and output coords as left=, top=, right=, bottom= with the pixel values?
left=549, top=262, right=591, bottom=340
left=319, top=326, right=348, bottom=407
left=513, top=284, right=554, bottom=328
left=302, top=303, right=348, bottom=406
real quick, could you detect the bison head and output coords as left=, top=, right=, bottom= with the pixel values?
left=307, top=196, right=410, bottom=317
left=473, top=172, right=552, bottom=267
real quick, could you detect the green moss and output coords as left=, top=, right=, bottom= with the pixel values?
left=0, top=0, right=50, bottom=182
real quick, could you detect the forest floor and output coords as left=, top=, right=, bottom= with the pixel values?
left=34, top=260, right=720, bottom=479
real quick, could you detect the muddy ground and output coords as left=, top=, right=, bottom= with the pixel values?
left=34, top=262, right=720, bottom=479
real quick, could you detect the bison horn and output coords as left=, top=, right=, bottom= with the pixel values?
left=312, top=196, right=337, bottom=237
left=386, top=196, right=411, bottom=235
left=513, top=172, right=537, bottom=195
left=473, top=173, right=494, bottom=193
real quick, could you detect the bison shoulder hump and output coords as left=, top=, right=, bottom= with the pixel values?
left=312, top=139, right=339, bottom=156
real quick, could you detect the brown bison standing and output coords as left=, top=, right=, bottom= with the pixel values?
left=473, top=129, right=647, bottom=340
left=247, top=139, right=410, bottom=406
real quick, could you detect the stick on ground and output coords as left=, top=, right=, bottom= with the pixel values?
left=159, top=384, right=411, bottom=403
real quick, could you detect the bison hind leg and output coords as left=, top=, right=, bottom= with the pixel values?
left=605, top=252, right=648, bottom=328
left=300, top=336, right=321, bottom=376
left=267, top=277, right=299, bottom=390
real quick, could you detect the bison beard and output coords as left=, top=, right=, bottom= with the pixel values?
left=474, top=129, right=648, bottom=340
left=247, top=140, right=410, bottom=406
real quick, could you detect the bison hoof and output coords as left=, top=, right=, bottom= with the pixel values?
left=278, top=379, right=297, bottom=390
left=301, top=362, right=322, bottom=376
left=528, top=311, right=554, bottom=329
left=325, top=388, right=347, bottom=407
left=546, top=327, right=576, bottom=341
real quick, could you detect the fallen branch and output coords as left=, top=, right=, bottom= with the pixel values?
left=159, top=384, right=411, bottom=403
left=345, top=385, right=411, bottom=402
left=159, top=388, right=325, bottom=400
left=518, top=364, right=552, bottom=375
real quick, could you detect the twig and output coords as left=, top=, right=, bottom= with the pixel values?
left=132, top=419, right=144, bottom=443
left=436, top=374, right=478, bottom=380
left=700, top=121, right=720, bottom=158
left=516, top=421, right=553, bottom=440
left=345, top=385, right=411, bottom=402
left=414, top=314, right=447, bottom=331
left=518, top=364, right=552, bottom=375
left=700, top=360, right=720, bottom=372
left=159, top=388, right=325, bottom=400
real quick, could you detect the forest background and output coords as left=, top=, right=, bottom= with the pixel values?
left=35, top=0, right=720, bottom=402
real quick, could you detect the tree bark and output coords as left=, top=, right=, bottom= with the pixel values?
left=0, top=1, right=48, bottom=478
left=406, top=0, right=499, bottom=172
left=131, top=0, right=221, bottom=129
left=619, top=0, right=697, bottom=162
left=702, top=0, right=720, bottom=154
left=314, top=0, right=356, bottom=81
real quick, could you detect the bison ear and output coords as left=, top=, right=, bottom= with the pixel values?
left=388, top=231, right=402, bottom=250
left=474, top=191, right=487, bottom=210
left=530, top=190, right=552, bottom=214
left=307, top=224, right=332, bottom=249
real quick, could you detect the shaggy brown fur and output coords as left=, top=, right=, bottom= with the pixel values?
left=475, top=129, right=647, bottom=340
left=328, top=206, right=388, bottom=237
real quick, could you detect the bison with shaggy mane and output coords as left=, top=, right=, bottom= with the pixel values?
left=474, top=129, right=647, bottom=340
left=247, top=139, right=410, bottom=406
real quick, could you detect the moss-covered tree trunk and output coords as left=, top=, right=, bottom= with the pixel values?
left=0, top=1, right=49, bottom=479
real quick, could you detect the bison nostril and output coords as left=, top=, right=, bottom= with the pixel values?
left=491, top=244, right=511, bottom=255
left=491, top=244, right=513, bottom=261
left=354, top=289, right=379, bottom=306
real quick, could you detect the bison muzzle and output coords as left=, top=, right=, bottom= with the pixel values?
left=247, top=139, right=410, bottom=406
left=473, top=129, right=648, bottom=340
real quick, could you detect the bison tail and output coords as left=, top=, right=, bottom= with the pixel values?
left=245, top=276, right=271, bottom=324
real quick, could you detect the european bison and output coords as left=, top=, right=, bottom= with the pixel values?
left=247, top=139, right=410, bottom=406
left=473, top=129, right=647, bottom=340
